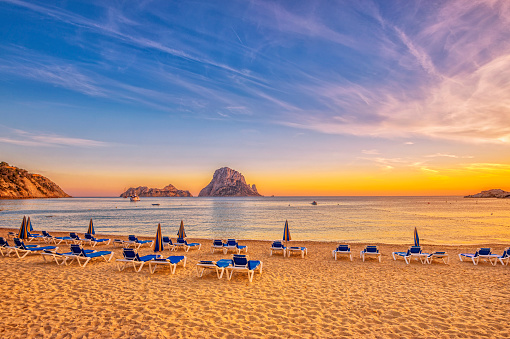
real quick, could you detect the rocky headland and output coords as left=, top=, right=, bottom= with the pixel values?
left=464, top=189, right=510, bottom=198
left=198, top=167, right=262, bottom=197
left=120, top=184, right=192, bottom=198
left=0, top=162, right=71, bottom=199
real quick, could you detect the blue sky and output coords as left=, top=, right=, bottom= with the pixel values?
left=1, top=0, right=509, bottom=196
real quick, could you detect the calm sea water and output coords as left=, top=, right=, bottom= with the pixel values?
left=1, top=196, right=509, bottom=245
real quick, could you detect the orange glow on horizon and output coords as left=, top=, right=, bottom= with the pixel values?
left=54, top=165, right=510, bottom=197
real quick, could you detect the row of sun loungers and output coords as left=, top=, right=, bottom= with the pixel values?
left=211, top=239, right=248, bottom=254
left=2, top=234, right=509, bottom=270
left=270, top=241, right=308, bottom=258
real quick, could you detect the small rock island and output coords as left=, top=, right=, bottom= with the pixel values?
left=198, top=167, right=262, bottom=197
left=120, top=184, right=192, bottom=198
left=0, top=161, right=70, bottom=199
left=464, top=189, right=510, bottom=198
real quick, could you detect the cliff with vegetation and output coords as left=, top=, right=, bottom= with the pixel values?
left=465, top=189, right=510, bottom=198
left=120, top=184, right=192, bottom=197
left=198, top=167, right=262, bottom=197
left=0, top=162, right=71, bottom=199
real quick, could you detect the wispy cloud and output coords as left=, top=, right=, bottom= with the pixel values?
left=1, top=0, right=509, bottom=146
left=265, top=0, right=510, bottom=144
left=0, top=127, right=110, bottom=148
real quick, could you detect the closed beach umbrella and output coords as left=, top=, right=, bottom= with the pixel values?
left=28, top=216, right=34, bottom=232
left=87, top=218, right=95, bottom=235
left=153, top=223, right=164, bottom=252
left=283, top=220, right=291, bottom=242
left=177, top=220, right=186, bottom=239
left=414, top=227, right=420, bottom=246
left=18, top=216, right=28, bottom=239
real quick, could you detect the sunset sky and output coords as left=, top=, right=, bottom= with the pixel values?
left=1, top=0, right=509, bottom=197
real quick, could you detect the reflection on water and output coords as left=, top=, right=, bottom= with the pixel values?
left=0, top=196, right=509, bottom=244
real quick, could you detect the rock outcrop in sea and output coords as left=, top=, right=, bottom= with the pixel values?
left=0, top=162, right=71, bottom=199
left=464, top=189, right=510, bottom=198
left=198, top=167, right=262, bottom=197
left=120, top=184, right=192, bottom=198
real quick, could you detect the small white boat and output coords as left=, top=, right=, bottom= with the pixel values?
left=130, top=195, right=140, bottom=202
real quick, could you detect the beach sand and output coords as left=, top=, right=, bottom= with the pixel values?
left=1, top=229, right=508, bottom=338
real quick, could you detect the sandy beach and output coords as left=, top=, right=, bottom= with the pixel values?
left=1, top=228, right=508, bottom=339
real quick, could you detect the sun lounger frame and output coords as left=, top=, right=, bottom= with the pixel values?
left=286, top=246, right=307, bottom=258
left=361, top=245, right=382, bottom=262
left=226, top=255, right=263, bottom=283
left=333, top=244, right=352, bottom=261
left=148, top=256, right=187, bottom=274
left=196, top=260, right=232, bottom=279
left=270, top=241, right=286, bottom=257
left=459, top=248, right=498, bottom=266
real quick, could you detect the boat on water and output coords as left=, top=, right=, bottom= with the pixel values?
left=130, top=195, right=140, bottom=202
left=311, top=201, right=317, bottom=205
left=152, top=203, right=160, bottom=206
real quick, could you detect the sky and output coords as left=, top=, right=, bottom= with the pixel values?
left=0, top=0, right=509, bottom=197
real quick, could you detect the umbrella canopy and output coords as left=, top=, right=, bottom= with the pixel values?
left=414, top=227, right=420, bottom=247
left=28, top=216, right=33, bottom=232
left=283, top=220, right=291, bottom=242
left=177, top=220, right=186, bottom=239
left=18, top=216, right=28, bottom=239
left=87, top=218, right=95, bottom=235
left=153, top=223, right=164, bottom=252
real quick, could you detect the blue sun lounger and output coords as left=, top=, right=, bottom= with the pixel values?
left=27, top=232, right=45, bottom=242
left=127, top=235, right=153, bottom=249
left=287, top=246, right=307, bottom=258
left=12, top=238, right=59, bottom=258
left=66, top=244, right=114, bottom=267
left=392, top=246, right=425, bottom=264
left=360, top=245, right=382, bottom=262
left=211, top=239, right=225, bottom=253
left=40, top=249, right=74, bottom=265
left=333, top=244, right=352, bottom=261
left=42, top=231, right=74, bottom=245
left=0, top=237, right=16, bottom=256
left=148, top=255, right=187, bottom=274
left=223, top=239, right=247, bottom=254
left=116, top=248, right=159, bottom=272
left=270, top=241, right=286, bottom=256
left=496, top=248, right=510, bottom=266
left=41, top=231, right=54, bottom=243
left=175, top=238, right=201, bottom=252
left=425, top=251, right=449, bottom=264
left=226, top=254, right=263, bottom=283
left=196, top=259, right=232, bottom=279
left=459, top=248, right=498, bottom=266
left=69, top=233, right=91, bottom=245
left=163, top=237, right=176, bottom=251
left=84, top=233, right=111, bottom=247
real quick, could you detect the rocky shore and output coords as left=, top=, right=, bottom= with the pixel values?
left=0, top=162, right=70, bottom=199
left=464, top=189, right=510, bottom=198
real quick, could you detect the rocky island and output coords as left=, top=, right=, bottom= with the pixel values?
left=464, top=189, right=510, bottom=198
left=199, top=167, right=262, bottom=197
left=120, top=184, right=192, bottom=198
left=0, top=162, right=70, bottom=199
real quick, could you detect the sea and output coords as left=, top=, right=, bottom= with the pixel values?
left=1, top=196, right=509, bottom=245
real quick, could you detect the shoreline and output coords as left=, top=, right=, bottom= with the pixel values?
left=1, top=228, right=509, bottom=337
